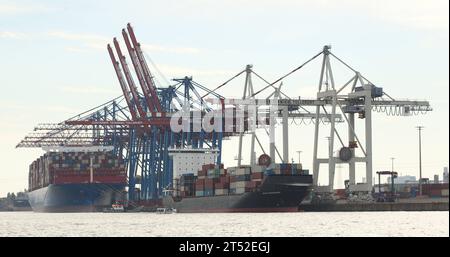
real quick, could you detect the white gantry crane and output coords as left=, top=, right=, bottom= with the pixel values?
left=311, top=45, right=431, bottom=193
left=212, top=45, right=431, bottom=194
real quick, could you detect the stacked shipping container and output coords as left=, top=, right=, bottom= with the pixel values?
left=179, top=163, right=309, bottom=198
left=372, top=183, right=449, bottom=198
left=28, top=151, right=126, bottom=191
left=178, top=174, right=196, bottom=197
left=229, top=166, right=254, bottom=194
left=195, top=164, right=225, bottom=197
left=421, top=183, right=449, bottom=198
left=264, top=163, right=304, bottom=175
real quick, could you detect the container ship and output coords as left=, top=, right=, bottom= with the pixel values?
left=162, top=161, right=313, bottom=213
left=27, top=150, right=127, bottom=212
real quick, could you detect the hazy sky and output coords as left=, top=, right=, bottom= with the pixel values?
left=0, top=0, right=448, bottom=195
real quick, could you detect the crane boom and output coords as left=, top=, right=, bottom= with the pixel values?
left=122, top=29, right=156, bottom=117
left=127, top=23, right=163, bottom=114
left=113, top=38, right=147, bottom=119
left=65, top=119, right=170, bottom=126
left=107, top=44, right=137, bottom=120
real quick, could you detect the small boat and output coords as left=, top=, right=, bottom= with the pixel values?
left=103, top=202, right=125, bottom=213
left=156, top=207, right=177, bottom=214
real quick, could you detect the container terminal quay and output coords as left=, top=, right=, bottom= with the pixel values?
left=12, top=23, right=448, bottom=213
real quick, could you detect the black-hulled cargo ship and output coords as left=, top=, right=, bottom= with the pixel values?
left=163, top=174, right=312, bottom=212
left=27, top=151, right=126, bottom=212
left=163, top=162, right=313, bottom=213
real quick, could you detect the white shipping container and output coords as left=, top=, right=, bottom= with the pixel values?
left=230, top=181, right=246, bottom=188
left=207, top=169, right=220, bottom=176
left=252, top=165, right=264, bottom=173
left=442, top=189, right=449, bottom=197
left=272, top=169, right=281, bottom=175
left=233, top=187, right=246, bottom=194
left=227, top=167, right=237, bottom=175
left=236, top=167, right=251, bottom=176
left=215, top=189, right=229, bottom=195
left=374, top=186, right=388, bottom=193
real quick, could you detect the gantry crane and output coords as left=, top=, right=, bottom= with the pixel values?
left=17, top=24, right=228, bottom=202
left=221, top=46, right=431, bottom=194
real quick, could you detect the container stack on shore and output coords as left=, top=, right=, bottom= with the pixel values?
left=422, top=183, right=449, bottom=198
left=370, top=183, right=449, bottom=199
left=28, top=151, right=126, bottom=191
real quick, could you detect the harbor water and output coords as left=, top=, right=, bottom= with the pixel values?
left=0, top=211, right=448, bottom=237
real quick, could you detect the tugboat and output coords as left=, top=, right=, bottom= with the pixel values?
left=156, top=207, right=177, bottom=214
left=103, top=201, right=125, bottom=213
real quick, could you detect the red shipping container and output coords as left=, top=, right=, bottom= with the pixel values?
left=429, top=189, right=442, bottom=197
left=94, top=175, right=127, bottom=184
left=335, top=189, right=346, bottom=196
left=198, top=169, right=207, bottom=177
left=204, top=178, right=218, bottom=189
left=205, top=185, right=214, bottom=190
left=251, top=172, right=264, bottom=180
left=423, top=183, right=449, bottom=191
left=280, top=170, right=292, bottom=175
left=215, top=182, right=230, bottom=189
left=195, top=179, right=205, bottom=189
left=54, top=174, right=89, bottom=184
left=244, top=187, right=253, bottom=192
left=202, top=164, right=215, bottom=172
left=245, top=181, right=256, bottom=189
left=220, top=176, right=230, bottom=184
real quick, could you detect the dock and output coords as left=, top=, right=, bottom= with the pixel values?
left=300, top=198, right=449, bottom=212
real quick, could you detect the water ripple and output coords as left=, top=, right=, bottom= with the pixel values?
left=0, top=211, right=447, bottom=237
